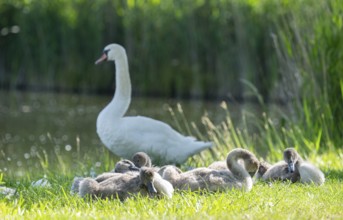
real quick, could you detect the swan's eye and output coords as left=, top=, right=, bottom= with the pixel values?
left=103, top=49, right=110, bottom=55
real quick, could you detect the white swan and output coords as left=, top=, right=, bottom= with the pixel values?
left=161, top=148, right=259, bottom=192
left=95, top=43, right=213, bottom=164
left=79, top=167, right=174, bottom=200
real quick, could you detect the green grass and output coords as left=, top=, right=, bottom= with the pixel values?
left=1, top=172, right=342, bottom=219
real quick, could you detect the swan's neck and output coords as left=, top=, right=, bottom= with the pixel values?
left=111, top=55, right=131, bottom=117
left=98, top=54, right=131, bottom=127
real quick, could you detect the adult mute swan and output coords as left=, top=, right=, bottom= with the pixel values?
left=161, top=148, right=259, bottom=192
left=95, top=44, right=213, bottom=164
left=79, top=167, right=174, bottom=200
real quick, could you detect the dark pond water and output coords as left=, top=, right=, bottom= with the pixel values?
left=0, top=90, right=287, bottom=178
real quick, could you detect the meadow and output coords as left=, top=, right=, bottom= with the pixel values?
left=1, top=180, right=343, bottom=219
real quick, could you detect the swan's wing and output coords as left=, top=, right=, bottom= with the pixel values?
left=112, top=116, right=212, bottom=163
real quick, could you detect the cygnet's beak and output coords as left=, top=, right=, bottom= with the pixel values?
left=95, top=53, right=107, bottom=65
left=287, top=162, right=295, bottom=173
left=147, top=181, right=157, bottom=194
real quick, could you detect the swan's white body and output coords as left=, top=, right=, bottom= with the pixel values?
left=96, top=44, right=212, bottom=164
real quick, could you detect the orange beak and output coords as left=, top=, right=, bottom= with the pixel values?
left=95, top=53, right=107, bottom=65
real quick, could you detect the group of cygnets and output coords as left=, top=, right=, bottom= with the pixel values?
left=71, top=148, right=325, bottom=201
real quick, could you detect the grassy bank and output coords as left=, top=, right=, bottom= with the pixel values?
left=0, top=147, right=342, bottom=219
left=1, top=179, right=343, bottom=219
left=1, top=102, right=342, bottom=219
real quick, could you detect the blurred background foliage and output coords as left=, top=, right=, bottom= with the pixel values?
left=0, top=0, right=342, bottom=147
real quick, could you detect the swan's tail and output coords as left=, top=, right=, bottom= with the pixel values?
left=184, top=140, right=214, bottom=158
left=193, top=141, right=213, bottom=151
left=155, top=139, right=214, bottom=165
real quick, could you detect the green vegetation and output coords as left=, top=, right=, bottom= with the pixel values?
left=1, top=180, right=343, bottom=219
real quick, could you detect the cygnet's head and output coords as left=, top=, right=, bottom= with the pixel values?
left=258, top=161, right=271, bottom=176
left=140, top=167, right=157, bottom=195
left=95, top=44, right=126, bottom=64
left=132, top=152, right=152, bottom=168
left=114, top=159, right=140, bottom=173
left=244, top=156, right=260, bottom=177
left=227, top=149, right=260, bottom=176
left=283, top=148, right=300, bottom=173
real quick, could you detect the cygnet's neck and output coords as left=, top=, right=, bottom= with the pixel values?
left=227, top=151, right=253, bottom=191
left=294, top=154, right=304, bottom=168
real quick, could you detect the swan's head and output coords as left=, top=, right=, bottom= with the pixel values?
left=140, top=167, right=158, bottom=195
left=283, top=148, right=300, bottom=173
left=132, top=152, right=152, bottom=168
left=95, top=44, right=126, bottom=64
left=113, top=159, right=140, bottom=173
